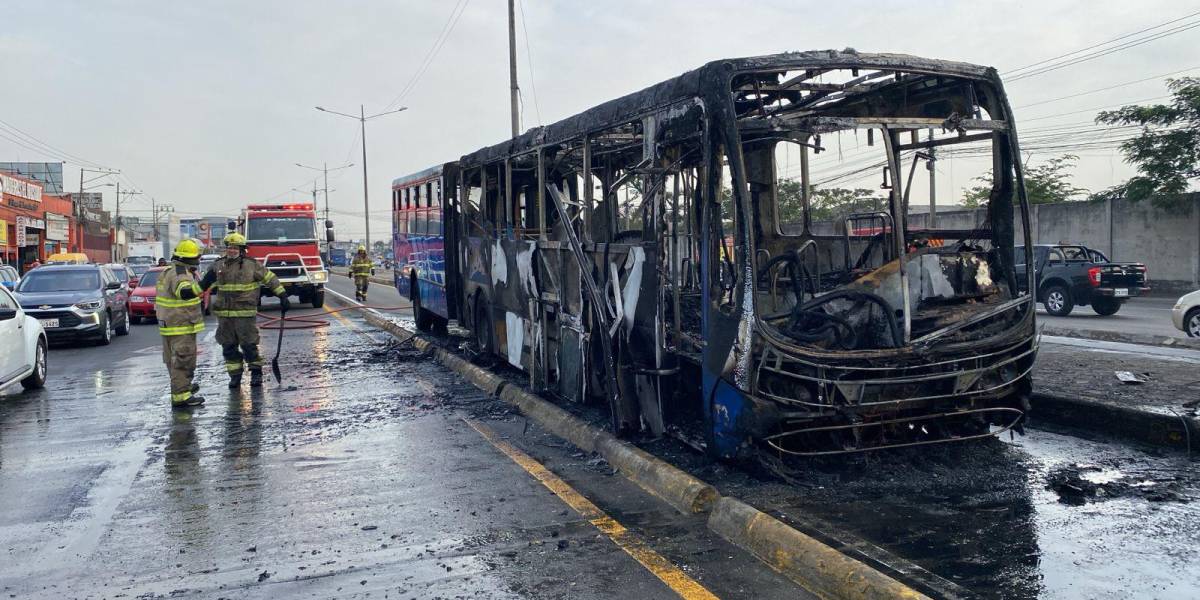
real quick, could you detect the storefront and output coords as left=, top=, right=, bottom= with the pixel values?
left=0, top=172, right=46, bottom=272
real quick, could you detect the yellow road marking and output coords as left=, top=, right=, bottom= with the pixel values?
left=323, top=305, right=387, bottom=343
left=466, top=418, right=720, bottom=600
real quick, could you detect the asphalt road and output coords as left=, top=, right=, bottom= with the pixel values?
left=0, top=288, right=805, bottom=599
left=1036, top=295, right=1187, bottom=339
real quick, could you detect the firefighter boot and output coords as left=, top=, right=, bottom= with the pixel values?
left=172, top=395, right=206, bottom=410
left=228, top=370, right=243, bottom=388
left=250, top=368, right=264, bottom=387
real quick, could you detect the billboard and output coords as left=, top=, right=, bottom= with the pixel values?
left=0, top=162, right=64, bottom=194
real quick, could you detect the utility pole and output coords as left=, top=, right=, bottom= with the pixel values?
left=114, top=188, right=142, bottom=261
left=316, top=106, right=405, bottom=255
left=360, top=105, right=371, bottom=251
left=508, top=0, right=520, bottom=138
left=927, top=129, right=937, bottom=229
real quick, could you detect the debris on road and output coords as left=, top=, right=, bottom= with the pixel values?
left=1115, top=371, right=1149, bottom=384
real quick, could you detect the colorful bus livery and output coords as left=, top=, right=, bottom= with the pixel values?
left=392, top=165, right=460, bottom=331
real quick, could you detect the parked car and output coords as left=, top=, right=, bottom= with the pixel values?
left=127, top=262, right=153, bottom=287
left=0, top=264, right=19, bottom=290
left=128, top=266, right=211, bottom=324
left=1015, top=244, right=1149, bottom=316
left=1172, top=289, right=1200, bottom=338
left=13, top=264, right=131, bottom=345
left=0, top=284, right=47, bottom=393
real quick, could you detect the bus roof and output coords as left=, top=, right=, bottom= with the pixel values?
left=391, top=164, right=443, bottom=189
left=458, top=50, right=995, bottom=167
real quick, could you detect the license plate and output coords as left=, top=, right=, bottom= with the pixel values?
left=1114, top=288, right=1129, bottom=297
left=38, top=318, right=60, bottom=328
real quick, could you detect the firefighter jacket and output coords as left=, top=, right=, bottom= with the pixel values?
left=199, top=255, right=286, bottom=318
left=155, top=262, right=205, bottom=336
left=350, top=255, right=373, bottom=277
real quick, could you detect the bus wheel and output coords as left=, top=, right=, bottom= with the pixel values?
left=473, top=295, right=493, bottom=355
left=412, top=278, right=434, bottom=332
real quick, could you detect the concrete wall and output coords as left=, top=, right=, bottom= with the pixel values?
left=812, top=194, right=1200, bottom=293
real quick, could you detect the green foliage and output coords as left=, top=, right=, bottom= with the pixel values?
left=775, top=180, right=880, bottom=224
left=1093, top=77, right=1200, bottom=207
left=961, top=155, right=1087, bottom=207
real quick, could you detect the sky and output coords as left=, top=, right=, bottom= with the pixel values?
left=1, top=0, right=1197, bottom=240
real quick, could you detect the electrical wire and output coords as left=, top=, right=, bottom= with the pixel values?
left=1004, top=10, right=1200, bottom=76
left=382, top=0, right=472, bottom=111
left=1014, top=65, right=1200, bottom=108
left=517, top=0, right=542, bottom=126
left=1007, top=19, right=1200, bottom=82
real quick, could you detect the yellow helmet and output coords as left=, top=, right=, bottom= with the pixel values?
left=223, top=232, right=248, bottom=247
left=357, top=245, right=367, bottom=253
left=173, top=238, right=202, bottom=259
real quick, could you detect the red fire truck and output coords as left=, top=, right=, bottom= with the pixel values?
left=235, top=203, right=329, bottom=307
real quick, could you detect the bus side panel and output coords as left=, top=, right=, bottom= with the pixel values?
left=393, top=207, right=414, bottom=300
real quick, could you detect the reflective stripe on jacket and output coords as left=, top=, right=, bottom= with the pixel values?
left=204, top=256, right=285, bottom=318
left=155, top=264, right=204, bottom=336
left=350, top=256, right=372, bottom=276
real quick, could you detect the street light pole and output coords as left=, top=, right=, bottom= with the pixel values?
left=315, top=105, right=406, bottom=254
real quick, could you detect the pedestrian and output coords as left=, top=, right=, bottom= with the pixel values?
left=157, top=257, right=168, bottom=267
left=198, top=232, right=289, bottom=388
left=349, top=245, right=373, bottom=302
left=156, top=239, right=207, bottom=409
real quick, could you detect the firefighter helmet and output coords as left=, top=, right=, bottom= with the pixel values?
left=223, top=232, right=248, bottom=248
left=173, top=239, right=203, bottom=259
left=357, top=245, right=367, bottom=253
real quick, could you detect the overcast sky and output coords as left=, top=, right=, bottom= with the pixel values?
left=2, top=0, right=1197, bottom=239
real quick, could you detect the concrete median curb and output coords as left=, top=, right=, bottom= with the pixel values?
left=1031, top=392, right=1197, bottom=451
left=708, top=497, right=930, bottom=600
left=329, top=292, right=934, bottom=599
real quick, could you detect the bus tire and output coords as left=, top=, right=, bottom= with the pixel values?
left=473, top=294, right=494, bottom=355
left=412, top=276, right=434, bottom=332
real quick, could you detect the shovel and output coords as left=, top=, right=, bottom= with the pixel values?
left=271, top=300, right=287, bottom=383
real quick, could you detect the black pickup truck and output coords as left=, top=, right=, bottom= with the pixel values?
left=1015, top=244, right=1149, bottom=316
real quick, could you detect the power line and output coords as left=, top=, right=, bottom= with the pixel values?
left=1007, top=19, right=1200, bottom=82
left=1020, top=94, right=1172, bottom=122
left=1004, top=10, right=1200, bottom=76
left=1014, top=65, right=1200, bottom=108
left=0, top=118, right=109, bottom=168
left=383, top=0, right=471, bottom=111
left=517, top=0, right=542, bottom=126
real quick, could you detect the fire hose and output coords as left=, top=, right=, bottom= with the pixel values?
left=252, top=304, right=414, bottom=382
left=256, top=304, right=411, bottom=329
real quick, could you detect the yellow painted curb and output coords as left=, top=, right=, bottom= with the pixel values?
left=707, top=497, right=930, bottom=600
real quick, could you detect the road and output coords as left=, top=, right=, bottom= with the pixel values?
left=0, top=277, right=803, bottom=599
left=1036, top=295, right=1188, bottom=339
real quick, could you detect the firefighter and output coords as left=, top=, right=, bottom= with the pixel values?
left=349, top=245, right=373, bottom=301
left=199, top=232, right=289, bottom=388
left=156, top=239, right=207, bottom=409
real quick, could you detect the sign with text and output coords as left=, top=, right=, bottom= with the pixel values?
left=1, top=173, right=43, bottom=202
left=45, top=213, right=69, bottom=241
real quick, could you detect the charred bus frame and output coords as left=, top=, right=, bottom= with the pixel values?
left=394, top=50, right=1038, bottom=459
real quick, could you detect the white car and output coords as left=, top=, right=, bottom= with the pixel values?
left=0, top=284, right=48, bottom=393
left=1172, top=289, right=1200, bottom=338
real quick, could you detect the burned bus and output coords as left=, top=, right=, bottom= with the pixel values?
left=392, top=50, right=1037, bottom=459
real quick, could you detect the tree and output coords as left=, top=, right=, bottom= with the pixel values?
left=1093, top=77, right=1200, bottom=207
left=775, top=180, right=880, bottom=225
left=961, top=154, right=1086, bottom=207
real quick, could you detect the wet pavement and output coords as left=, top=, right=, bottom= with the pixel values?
left=6, top=274, right=1196, bottom=599
left=0, top=281, right=804, bottom=600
